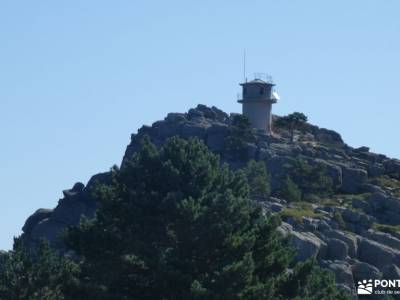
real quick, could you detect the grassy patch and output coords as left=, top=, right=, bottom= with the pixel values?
left=318, top=193, right=371, bottom=207
left=320, top=198, right=342, bottom=206
left=371, top=175, right=400, bottom=189
left=292, top=201, right=314, bottom=210
left=351, top=193, right=372, bottom=200
left=372, top=223, right=400, bottom=235
left=280, top=205, right=322, bottom=223
left=370, top=176, right=400, bottom=197
left=335, top=193, right=371, bottom=202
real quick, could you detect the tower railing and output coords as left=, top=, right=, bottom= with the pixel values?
left=253, top=73, right=273, bottom=84
left=237, top=91, right=277, bottom=102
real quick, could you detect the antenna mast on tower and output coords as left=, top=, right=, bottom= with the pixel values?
left=243, top=50, right=247, bottom=82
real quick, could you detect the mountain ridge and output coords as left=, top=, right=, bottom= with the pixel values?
left=12, top=104, right=400, bottom=295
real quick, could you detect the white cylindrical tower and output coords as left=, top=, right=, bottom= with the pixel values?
left=237, top=75, right=278, bottom=134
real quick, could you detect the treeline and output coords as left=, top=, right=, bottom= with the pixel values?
left=0, top=137, right=349, bottom=300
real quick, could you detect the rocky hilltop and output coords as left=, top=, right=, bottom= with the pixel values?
left=19, top=105, right=400, bottom=294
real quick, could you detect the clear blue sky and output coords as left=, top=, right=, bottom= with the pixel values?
left=1, top=1, right=399, bottom=250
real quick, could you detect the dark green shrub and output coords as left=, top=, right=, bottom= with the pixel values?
left=333, top=210, right=346, bottom=230
left=283, top=158, right=333, bottom=199
left=223, top=115, right=255, bottom=160
left=275, top=112, right=308, bottom=142
left=244, top=160, right=271, bottom=199
left=0, top=239, right=79, bottom=300
left=280, top=176, right=302, bottom=202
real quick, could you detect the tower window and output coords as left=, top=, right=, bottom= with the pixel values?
left=260, top=87, right=264, bottom=95
left=243, top=87, right=247, bottom=95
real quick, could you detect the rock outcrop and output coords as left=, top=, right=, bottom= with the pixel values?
left=290, top=231, right=327, bottom=262
left=17, top=105, right=400, bottom=294
left=21, top=173, right=111, bottom=252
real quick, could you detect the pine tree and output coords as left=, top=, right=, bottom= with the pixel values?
left=0, top=238, right=79, bottom=300
left=276, top=259, right=350, bottom=300
left=284, top=159, right=333, bottom=198
left=65, top=137, right=350, bottom=300
left=275, top=112, right=308, bottom=142
left=224, top=115, right=255, bottom=160
left=280, top=176, right=302, bottom=202
left=244, top=160, right=271, bottom=199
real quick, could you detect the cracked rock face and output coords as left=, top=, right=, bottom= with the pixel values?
left=17, top=105, right=400, bottom=292
left=290, top=231, right=327, bottom=262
